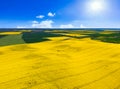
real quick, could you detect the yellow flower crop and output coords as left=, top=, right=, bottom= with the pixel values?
left=0, top=32, right=120, bottom=89
left=0, top=32, right=22, bottom=35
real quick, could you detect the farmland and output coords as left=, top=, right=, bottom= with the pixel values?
left=0, top=30, right=120, bottom=89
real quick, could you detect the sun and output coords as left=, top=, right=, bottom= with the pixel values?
left=90, top=1, right=104, bottom=12
left=85, top=0, right=107, bottom=15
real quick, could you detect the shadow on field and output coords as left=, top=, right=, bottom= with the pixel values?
left=0, top=30, right=120, bottom=47
left=62, top=30, right=120, bottom=44
left=22, top=31, right=64, bottom=43
left=86, top=32, right=120, bottom=44
left=22, top=31, right=120, bottom=44
left=0, top=35, right=7, bottom=39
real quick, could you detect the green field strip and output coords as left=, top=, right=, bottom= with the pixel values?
left=22, top=31, right=64, bottom=43
left=0, top=34, right=25, bottom=46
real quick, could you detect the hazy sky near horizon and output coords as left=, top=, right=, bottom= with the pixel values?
left=0, top=0, right=120, bottom=28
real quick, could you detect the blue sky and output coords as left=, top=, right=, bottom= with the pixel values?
left=0, top=0, right=120, bottom=28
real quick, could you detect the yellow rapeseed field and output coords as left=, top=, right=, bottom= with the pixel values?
left=0, top=33, right=120, bottom=89
left=0, top=32, right=22, bottom=35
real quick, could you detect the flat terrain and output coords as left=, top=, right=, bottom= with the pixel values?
left=0, top=30, right=120, bottom=89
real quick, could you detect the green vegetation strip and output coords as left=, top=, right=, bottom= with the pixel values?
left=22, top=31, right=64, bottom=43
left=88, top=32, right=120, bottom=43
left=0, top=30, right=120, bottom=47
left=0, top=34, right=25, bottom=46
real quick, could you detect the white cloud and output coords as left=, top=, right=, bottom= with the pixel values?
left=17, top=26, right=26, bottom=28
left=60, top=24, right=74, bottom=28
left=60, top=24, right=86, bottom=28
left=48, top=12, right=56, bottom=17
left=36, top=15, right=45, bottom=19
left=80, top=24, right=86, bottom=28
left=32, top=21, right=39, bottom=24
left=32, top=20, right=54, bottom=28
